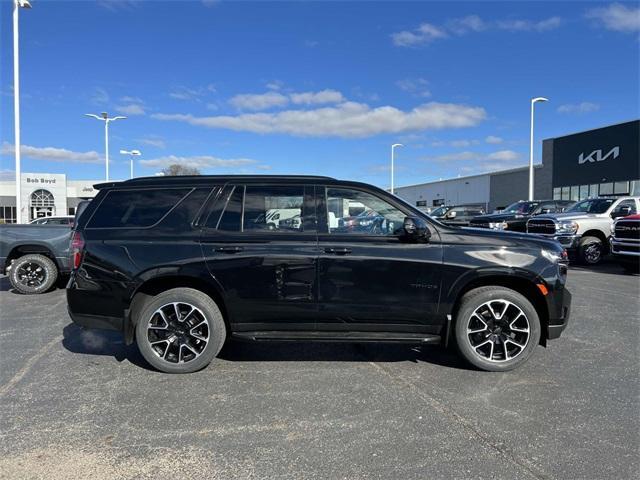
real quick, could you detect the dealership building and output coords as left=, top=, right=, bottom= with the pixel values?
left=0, top=173, right=101, bottom=223
left=396, top=119, right=640, bottom=212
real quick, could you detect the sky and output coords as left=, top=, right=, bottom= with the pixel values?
left=0, top=0, right=639, bottom=189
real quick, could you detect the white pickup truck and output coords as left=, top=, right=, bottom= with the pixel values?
left=526, top=196, right=640, bottom=265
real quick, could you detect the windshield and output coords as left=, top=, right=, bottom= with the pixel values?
left=566, top=198, right=614, bottom=214
left=429, top=206, right=449, bottom=217
left=502, top=201, right=539, bottom=215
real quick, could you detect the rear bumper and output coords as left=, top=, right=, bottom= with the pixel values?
left=66, top=270, right=129, bottom=333
left=546, top=288, right=572, bottom=340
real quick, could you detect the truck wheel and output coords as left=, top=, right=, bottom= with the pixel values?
left=578, top=236, right=604, bottom=265
left=135, top=288, right=226, bottom=374
left=9, top=254, right=58, bottom=295
left=454, top=286, right=541, bottom=372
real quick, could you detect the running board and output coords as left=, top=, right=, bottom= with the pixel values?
left=232, top=331, right=441, bottom=344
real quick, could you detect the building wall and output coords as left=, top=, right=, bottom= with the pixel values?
left=488, top=165, right=551, bottom=211
left=394, top=174, right=490, bottom=210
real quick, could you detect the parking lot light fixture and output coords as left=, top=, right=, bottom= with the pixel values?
left=13, top=0, right=33, bottom=223
left=391, top=143, right=404, bottom=194
left=120, top=149, right=142, bottom=179
left=529, top=97, right=548, bottom=201
left=85, top=113, right=127, bottom=181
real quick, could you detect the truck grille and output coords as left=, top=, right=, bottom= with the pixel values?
left=527, top=219, right=556, bottom=234
left=614, top=220, right=640, bottom=240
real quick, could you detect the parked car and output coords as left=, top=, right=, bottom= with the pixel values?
left=469, top=200, right=574, bottom=232
left=0, top=223, right=72, bottom=294
left=29, top=215, right=75, bottom=226
left=610, top=214, right=640, bottom=273
left=67, top=175, right=571, bottom=373
left=429, top=205, right=486, bottom=226
left=527, top=196, right=640, bottom=265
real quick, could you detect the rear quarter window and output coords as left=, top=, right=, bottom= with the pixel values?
left=87, top=188, right=192, bottom=228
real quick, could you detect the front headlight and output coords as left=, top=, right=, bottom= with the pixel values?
left=556, top=221, right=578, bottom=234
left=489, top=222, right=508, bottom=230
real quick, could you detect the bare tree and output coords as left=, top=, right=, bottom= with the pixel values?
left=160, top=164, right=201, bottom=176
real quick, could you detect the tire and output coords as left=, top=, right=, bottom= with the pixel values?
left=578, top=236, right=604, bottom=265
left=454, top=286, right=541, bottom=372
left=9, top=254, right=58, bottom=295
left=135, top=288, right=226, bottom=373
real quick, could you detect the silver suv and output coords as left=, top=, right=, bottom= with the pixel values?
left=527, top=196, right=640, bottom=265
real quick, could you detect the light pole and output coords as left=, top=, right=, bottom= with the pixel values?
left=391, top=143, right=403, bottom=194
left=120, top=149, right=141, bottom=179
left=85, top=113, right=126, bottom=181
left=529, top=97, right=548, bottom=201
left=13, top=0, right=32, bottom=223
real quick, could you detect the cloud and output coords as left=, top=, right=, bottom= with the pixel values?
left=229, top=92, right=289, bottom=110
left=557, top=102, right=600, bottom=114
left=304, top=40, right=320, bottom=48
left=396, top=78, right=431, bottom=98
left=1, top=142, right=101, bottom=163
left=392, top=15, right=562, bottom=46
left=169, top=84, right=216, bottom=101
left=290, top=89, right=344, bottom=105
left=265, top=80, right=284, bottom=91
left=201, top=0, right=220, bottom=7
left=0, top=169, right=15, bottom=181
left=422, top=149, right=523, bottom=175
left=140, top=154, right=265, bottom=171
left=585, top=3, right=640, bottom=33
left=391, top=22, right=448, bottom=47
left=137, top=135, right=166, bottom=149
left=90, top=87, right=109, bottom=105
left=96, top=0, right=139, bottom=12
left=496, top=17, right=562, bottom=32
left=430, top=138, right=480, bottom=148
left=152, top=101, right=486, bottom=138
left=229, top=89, right=345, bottom=111
left=115, top=103, right=145, bottom=115
left=485, top=135, right=504, bottom=144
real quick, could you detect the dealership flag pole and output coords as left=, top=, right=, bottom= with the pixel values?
left=529, top=97, right=548, bottom=201
left=13, top=0, right=32, bottom=223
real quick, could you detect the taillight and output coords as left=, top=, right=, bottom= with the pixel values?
left=70, top=231, right=85, bottom=270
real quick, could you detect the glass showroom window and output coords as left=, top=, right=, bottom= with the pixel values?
left=1, top=206, right=17, bottom=223
left=579, top=185, right=589, bottom=200
left=614, top=181, right=629, bottom=195
left=561, top=186, right=570, bottom=200
left=589, top=184, right=599, bottom=198
left=570, top=186, right=579, bottom=201
left=599, top=183, right=613, bottom=196
left=631, top=180, right=640, bottom=196
left=553, top=188, right=561, bottom=200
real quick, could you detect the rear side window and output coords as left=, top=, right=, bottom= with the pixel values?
left=88, top=188, right=192, bottom=228
left=243, top=185, right=304, bottom=232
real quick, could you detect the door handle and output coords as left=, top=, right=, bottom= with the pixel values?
left=215, top=246, right=244, bottom=253
left=324, top=247, right=352, bottom=255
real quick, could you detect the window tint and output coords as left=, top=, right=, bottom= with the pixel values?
left=243, top=186, right=304, bottom=232
left=216, top=186, right=243, bottom=231
left=326, top=188, right=405, bottom=236
left=612, top=200, right=637, bottom=216
left=160, top=188, right=213, bottom=229
left=88, top=188, right=191, bottom=228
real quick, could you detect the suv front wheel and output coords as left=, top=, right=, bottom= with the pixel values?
left=454, top=286, right=541, bottom=372
left=135, top=288, right=227, bottom=373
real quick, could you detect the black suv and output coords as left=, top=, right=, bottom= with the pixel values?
left=469, top=200, right=574, bottom=232
left=429, top=205, right=486, bottom=227
left=67, top=175, right=571, bottom=373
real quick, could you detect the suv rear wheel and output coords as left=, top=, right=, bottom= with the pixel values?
left=135, top=288, right=226, bottom=373
left=454, top=286, right=541, bottom=372
left=9, top=254, right=58, bottom=295
left=578, top=236, right=604, bottom=265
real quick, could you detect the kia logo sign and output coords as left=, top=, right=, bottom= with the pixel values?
left=578, top=146, right=620, bottom=165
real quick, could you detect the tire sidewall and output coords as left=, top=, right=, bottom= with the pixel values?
left=454, top=287, right=541, bottom=372
left=9, top=254, right=58, bottom=295
left=135, top=288, right=226, bottom=374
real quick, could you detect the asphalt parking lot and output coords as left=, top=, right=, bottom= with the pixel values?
left=0, top=262, right=638, bottom=480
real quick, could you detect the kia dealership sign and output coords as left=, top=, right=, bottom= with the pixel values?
left=552, top=120, right=639, bottom=188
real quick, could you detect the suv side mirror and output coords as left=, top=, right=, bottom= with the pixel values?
left=446, top=211, right=457, bottom=219
left=403, top=216, right=431, bottom=242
